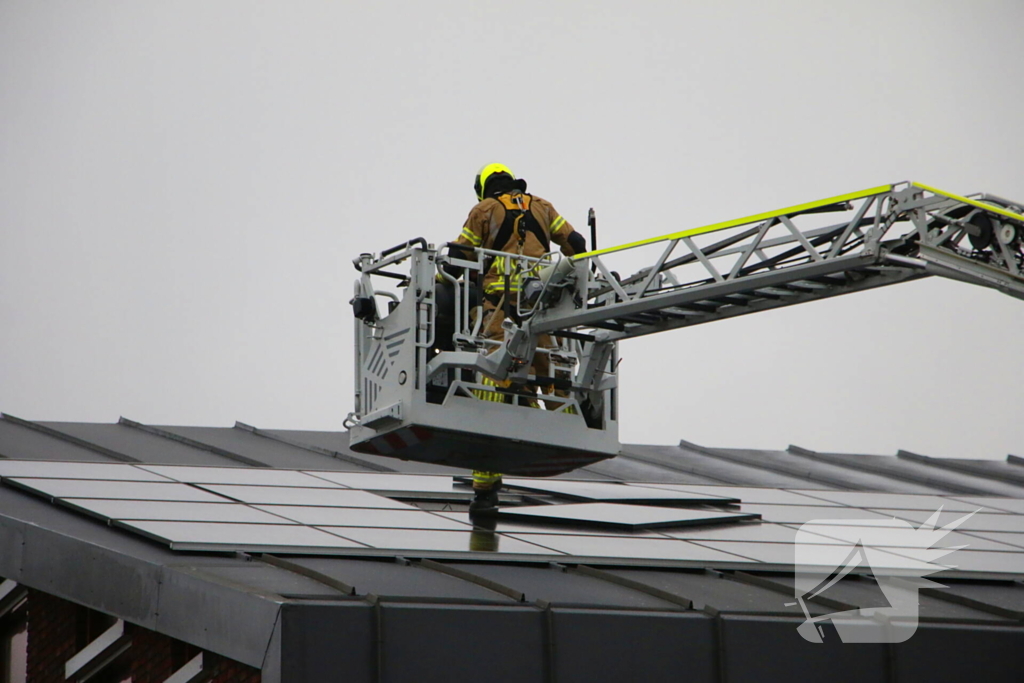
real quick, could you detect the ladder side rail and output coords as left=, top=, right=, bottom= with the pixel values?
left=531, top=185, right=1024, bottom=340
left=531, top=252, right=881, bottom=337
left=577, top=189, right=894, bottom=306
left=532, top=195, right=888, bottom=336
left=572, top=262, right=927, bottom=342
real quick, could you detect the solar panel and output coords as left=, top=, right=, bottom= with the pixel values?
left=791, top=522, right=1021, bottom=553
left=659, top=522, right=809, bottom=544
left=499, top=479, right=740, bottom=504
left=319, top=527, right=562, bottom=555
left=727, top=504, right=895, bottom=525
left=255, top=505, right=470, bottom=530
left=689, top=539, right=940, bottom=570
left=959, top=531, right=1024, bottom=550
left=0, top=461, right=170, bottom=482
left=869, top=509, right=1021, bottom=533
left=4, top=478, right=229, bottom=502
left=116, top=520, right=366, bottom=550
left=136, top=465, right=342, bottom=488
left=794, top=490, right=984, bottom=512
left=194, top=484, right=415, bottom=509
left=949, top=497, right=1024, bottom=515
left=495, top=503, right=760, bottom=530
left=501, top=533, right=756, bottom=562
left=636, top=484, right=832, bottom=506
left=908, top=549, right=1024, bottom=574
left=306, top=472, right=463, bottom=493
left=60, top=499, right=296, bottom=524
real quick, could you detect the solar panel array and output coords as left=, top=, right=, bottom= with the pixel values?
left=1, top=460, right=1022, bottom=576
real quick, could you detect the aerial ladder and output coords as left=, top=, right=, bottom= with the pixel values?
left=346, top=182, right=1024, bottom=476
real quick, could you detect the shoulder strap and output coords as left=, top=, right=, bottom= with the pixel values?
left=491, top=193, right=550, bottom=253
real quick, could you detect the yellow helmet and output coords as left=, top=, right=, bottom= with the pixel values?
left=474, top=163, right=515, bottom=201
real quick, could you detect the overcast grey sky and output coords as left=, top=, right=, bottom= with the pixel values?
left=2, top=1, right=1022, bottom=459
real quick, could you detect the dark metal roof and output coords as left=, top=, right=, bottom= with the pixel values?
left=3, top=414, right=1021, bottom=494
left=1, top=414, right=1022, bottom=680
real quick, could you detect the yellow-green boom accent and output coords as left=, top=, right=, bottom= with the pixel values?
left=912, top=182, right=1024, bottom=224
left=572, top=184, right=894, bottom=260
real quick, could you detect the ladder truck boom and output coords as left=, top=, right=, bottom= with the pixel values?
left=347, top=181, right=1024, bottom=475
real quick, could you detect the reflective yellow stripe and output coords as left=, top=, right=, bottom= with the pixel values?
left=550, top=216, right=566, bottom=234
left=472, top=470, right=502, bottom=485
left=472, top=377, right=508, bottom=404
left=912, top=182, right=1024, bottom=224
left=572, top=184, right=895, bottom=260
left=484, top=282, right=521, bottom=294
left=461, top=227, right=482, bottom=245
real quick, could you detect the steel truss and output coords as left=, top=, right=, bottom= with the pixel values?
left=524, top=182, right=1024, bottom=342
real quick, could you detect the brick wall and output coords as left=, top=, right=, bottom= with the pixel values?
left=25, top=590, right=79, bottom=683
left=23, top=589, right=260, bottom=682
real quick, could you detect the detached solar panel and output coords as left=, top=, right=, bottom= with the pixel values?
left=497, top=479, right=740, bottom=505
left=496, top=503, right=761, bottom=530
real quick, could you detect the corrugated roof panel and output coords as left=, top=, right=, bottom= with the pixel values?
left=792, top=448, right=1024, bottom=497
left=620, top=444, right=835, bottom=488
left=154, top=426, right=352, bottom=470
left=37, top=422, right=238, bottom=466
left=713, top=448, right=945, bottom=494
left=264, top=429, right=465, bottom=474
left=895, top=453, right=1024, bottom=487
left=0, top=418, right=112, bottom=462
left=582, top=451, right=725, bottom=484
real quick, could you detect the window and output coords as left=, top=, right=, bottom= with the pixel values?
left=1, top=613, right=28, bottom=683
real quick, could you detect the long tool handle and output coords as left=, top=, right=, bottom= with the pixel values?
left=588, top=208, right=597, bottom=273
left=588, top=208, right=597, bottom=252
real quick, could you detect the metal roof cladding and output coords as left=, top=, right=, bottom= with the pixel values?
left=1, top=414, right=1022, bottom=682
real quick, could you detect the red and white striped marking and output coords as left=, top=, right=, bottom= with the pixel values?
left=353, top=426, right=434, bottom=455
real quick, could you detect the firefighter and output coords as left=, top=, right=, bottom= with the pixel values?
left=449, top=163, right=587, bottom=514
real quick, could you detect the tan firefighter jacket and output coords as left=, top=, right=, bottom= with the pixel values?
left=453, top=192, right=579, bottom=297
